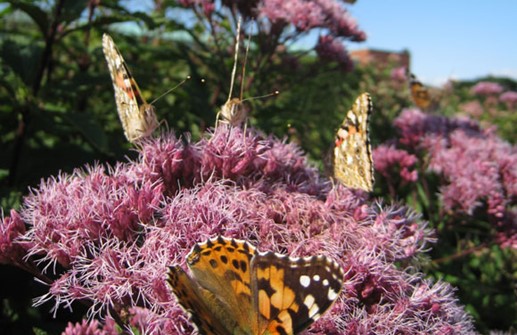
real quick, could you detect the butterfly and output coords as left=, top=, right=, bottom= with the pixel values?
left=216, top=18, right=248, bottom=128
left=102, top=33, right=159, bottom=143
left=168, top=236, right=344, bottom=335
left=333, top=92, right=374, bottom=192
left=409, top=73, right=434, bottom=111
left=219, top=97, right=248, bottom=127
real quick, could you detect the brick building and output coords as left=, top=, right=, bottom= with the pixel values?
left=350, top=48, right=410, bottom=69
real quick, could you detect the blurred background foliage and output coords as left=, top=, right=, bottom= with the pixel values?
left=1, top=0, right=516, bottom=334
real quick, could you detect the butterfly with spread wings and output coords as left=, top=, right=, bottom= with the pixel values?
left=168, top=236, right=344, bottom=335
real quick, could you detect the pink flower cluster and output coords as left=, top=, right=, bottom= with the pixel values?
left=460, top=100, right=484, bottom=118
left=387, top=109, right=517, bottom=247
left=393, top=108, right=481, bottom=148
left=499, top=91, right=517, bottom=109
left=62, top=319, right=117, bottom=335
left=0, top=209, right=26, bottom=265
left=390, top=66, right=407, bottom=83
left=178, top=0, right=365, bottom=70
left=1, top=126, right=475, bottom=334
left=428, top=130, right=516, bottom=217
left=178, top=0, right=217, bottom=16
left=315, top=35, right=353, bottom=70
left=373, top=145, right=418, bottom=183
left=258, top=0, right=365, bottom=39
left=259, top=0, right=326, bottom=31
left=470, top=81, right=504, bottom=96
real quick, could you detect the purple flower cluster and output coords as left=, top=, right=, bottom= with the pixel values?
left=386, top=109, right=517, bottom=247
left=1, top=126, right=475, bottom=334
left=470, top=81, right=504, bottom=96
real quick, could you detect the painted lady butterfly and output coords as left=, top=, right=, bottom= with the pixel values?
left=168, top=236, right=344, bottom=335
left=409, top=73, right=434, bottom=111
left=102, top=33, right=159, bottom=143
left=333, top=92, right=374, bottom=192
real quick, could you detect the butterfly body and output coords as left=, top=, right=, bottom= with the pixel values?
left=219, top=98, right=248, bottom=127
left=333, top=92, right=374, bottom=192
left=215, top=18, right=250, bottom=129
left=168, top=236, right=344, bottom=335
left=102, top=33, right=159, bottom=143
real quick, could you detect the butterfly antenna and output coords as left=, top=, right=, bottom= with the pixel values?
left=227, top=17, right=242, bottom=103
left=239, top=25, right=252, bottom=100
left=150, top=76, right=192, bottom=105
left=241, top=90, right=280, bottom=103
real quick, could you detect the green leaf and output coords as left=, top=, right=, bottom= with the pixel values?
left=0, top=38, right=42, bottom=88
left=0, top=189, right=22, bottom=211
left=61, top=0, right=88, bottom=24
left=132, top=11, right=159, bottom=30
left=5, top=0, right=49, bottom=35
left=416, top=182, right=429, bottom=209
left=64, top=111, right=110, bottom=153
left=32, top=327, right=49, bottom=335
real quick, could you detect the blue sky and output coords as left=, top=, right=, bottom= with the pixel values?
left=346, top=1, right=517, bottom=85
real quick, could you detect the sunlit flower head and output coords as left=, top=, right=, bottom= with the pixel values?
left=1, top=126, right=475, bottom=334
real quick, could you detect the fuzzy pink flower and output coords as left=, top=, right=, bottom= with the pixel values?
left=177, top=0, right=212, bottom=7
left=373, top=145, right=418, bottom=183
left=394, top=108, right=481, bottom=148
left=313, top=0, right=366, bottom=41
left=387, top=109, right=517, bottom=248
left=0, top=209, right=27, bottom=265
left=1, top=126, right=475, bottom=334
left=470, top=81, right=503, bottom=96
left=499, top=91, right=517, bottom=109
left=460, top=100, right=484, bottom=118
left=180, top=0, right=365, bottom=69
left=202, top=1, right=215, bottom=16
left=20, top=164, right=163, bottom=268
left=315, top=35, right=353, bottom=70
left=61, top=319, right=118, bottom=335
left=495, top=209, right=517, bottom=249
left=390, top=66, right=407, bottom=83
left=428, top=130, right=513, bottom=218
left=260, top=0, right=325, bottom=31
left=258, top=0, right=365, bottom=41
left=61, top=320, right=112, bottom=335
